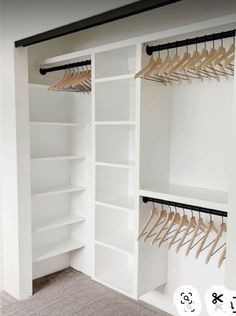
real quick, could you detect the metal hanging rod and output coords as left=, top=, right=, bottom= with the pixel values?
left=142, top=196, right=227, bottom=217
left=39, top=59, right=91, bottom=75
left=146, top=29, right=236, bottom=56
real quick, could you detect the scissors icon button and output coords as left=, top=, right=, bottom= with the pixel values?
left=212, top=293, right=224, bottom=305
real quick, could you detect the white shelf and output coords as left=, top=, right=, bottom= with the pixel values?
left=33, top=239, right=85, bottom=262
left=95, top=201, right=133, bottom=212
left=95, top=121, right=135, bottom=126
left=95, top=239, right=134, bottom=256
left=32, top=185, right=86, bottom=197
left=93, top=276, right=133, bottom=298
left=30, top=121, right=86, bottom=127
left=96, top=161, right=135, bottom=170
left=95, top=73, right=135, bottom=83
left=140, top=183, right=228, bottom=211
left=33, top=214, right=85, bottom=233
left=31, top=155, right=86, bottom=161
left=96, top=196, right=134, bottom=211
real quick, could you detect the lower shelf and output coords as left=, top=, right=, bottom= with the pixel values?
left=33, top=239, right=85, bottom=262
left=94, top=266, right=134, bottom=297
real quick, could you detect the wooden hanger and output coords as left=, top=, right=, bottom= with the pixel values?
left=176, top=211, right=197, bottom=253
left=142, top=56, right=163, bottom=78
left=159, top=48, right=180, bottom=76
left=158, top=209, right=181, bottom=247
left=185, top=214, right=206, bottom=256
left=144, top=205, right=167, bottom=242
left=205, top=222, right=227, bottom=264
left=134, top=56, right=156, bottom=79
left=72, top=69, right=91, bottom=91
left=152, top=207, right=174, bottom=245
left=169, top=50, right=191, bottom=75
left=197, top=43, right=220, bottom=81
left=214, top=41, right=235, bottom=65
left=195, top=217, right=217, bottom=259
left=154, top=51, right=172, bottom=77
left=48, top=70, right=69, bottom=90
left=138, top=204, right=158, bottom=241
left=169, top=210, right=189, bottom=249
left=218, top=246, right=226, bottom=268
left=56, top=69, right=77, bottom=90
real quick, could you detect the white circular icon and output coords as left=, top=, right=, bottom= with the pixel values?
left=173, top=285, right=202, bottom=316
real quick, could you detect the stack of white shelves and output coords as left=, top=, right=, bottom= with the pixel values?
left=94, top=45, right=137, bottom=296
left=29, top=83, right=91, bottom=278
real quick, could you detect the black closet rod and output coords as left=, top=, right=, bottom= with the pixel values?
left=39, top=59, right=91, bottom=75
left=146, top=29, right=236, bottom=56
left=142, top=196, right=227, bottom=218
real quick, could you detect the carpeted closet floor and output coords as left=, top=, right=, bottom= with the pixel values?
left=0, top=268, right=172, bottom=316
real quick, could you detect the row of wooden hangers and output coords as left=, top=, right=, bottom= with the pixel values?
left=135, top=38, right=235, bottom=85
left=138, top=203, right=226, bottom=268
left=48, top=65, right=91, bottom=92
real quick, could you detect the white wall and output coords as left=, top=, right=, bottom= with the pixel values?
left=1, top=0, right=236, bottom=301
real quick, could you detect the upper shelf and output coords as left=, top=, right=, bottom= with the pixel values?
left=31, top=155, right=86, bottom=161
left=95, top=74, right=135, bottom=83
left=32, top=185, right=86, bottom=197
left=140, top=183, right=228, bottom=211
left=30, top=121, right=86, bottom=128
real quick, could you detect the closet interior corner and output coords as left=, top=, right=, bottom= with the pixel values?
left=26, top=16, right=236, bottom=314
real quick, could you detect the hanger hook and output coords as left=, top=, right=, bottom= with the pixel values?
left=209, top=212, right=212, bottom=222
left=212, top=34, right=215, bottom=49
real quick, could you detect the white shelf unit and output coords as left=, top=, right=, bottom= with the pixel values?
left=138, top=25, right=234, bottom=311
left=29, top=83, right=92, bottom=279
left=93, top=45, right=138, bottom=297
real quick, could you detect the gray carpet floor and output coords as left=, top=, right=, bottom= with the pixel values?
left=0, top=268, right=172, bottom=316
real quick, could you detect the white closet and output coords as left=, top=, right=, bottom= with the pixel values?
left=9, top=12, right=236, bottom=316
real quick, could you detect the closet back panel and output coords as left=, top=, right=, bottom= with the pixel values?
left=95, top=46, right=136, bottom=78
left=29, top=86, right=90, bottom=123
left=96, top=166, right=135, bottom=209
left=95, top=79, right=135, bottom=121
left=170, top=80, right=232, bottom=191
left=95, top=205, right=135, bottom=253
left=96, top=125, right=135, bottom=164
